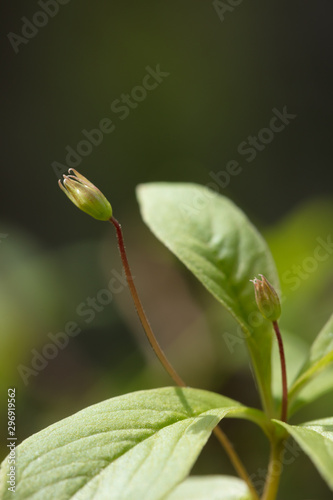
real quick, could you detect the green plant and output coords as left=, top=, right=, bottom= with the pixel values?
left=1, top=171, right=332, bottom=500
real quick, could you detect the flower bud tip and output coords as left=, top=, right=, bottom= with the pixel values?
left=58, top=169, right=112, bottom=221
left=251, top=274, right=281, bottom=322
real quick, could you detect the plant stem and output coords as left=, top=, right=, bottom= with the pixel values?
left=272, top=321, right=288, bottom=422
left=261, top=439, right=284, bottom=500
left=213, top=426, right=260, bottom=500
left=110, top=215, right=259, bottom=500
left=110, top=216, right=185, bottom=387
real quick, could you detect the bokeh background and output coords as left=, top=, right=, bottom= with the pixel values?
left=1, top=1, right=333, bottom=498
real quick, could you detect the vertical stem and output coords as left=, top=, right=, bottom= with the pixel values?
left=110, top=215, right=259, bottom=500
left=272, top=321, right=288, bottom=423
left=261, top=439, right=284, bottom=500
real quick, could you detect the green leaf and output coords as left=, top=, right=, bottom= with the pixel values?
left=0, top=387, right=266, bottom=500
left=164, top=475, right=251, bottom=500
left=273, top=418, right=333, bottom=491
left=288, top=366, right=333, bottom=416
left=137, top=183, right=279, bottom=416
left=289, top=313, right=333, bottom=414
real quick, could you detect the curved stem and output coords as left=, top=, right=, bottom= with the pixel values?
left=110, top=216, right=185, bottom=387
left=110, top=215, right=259, bottom=499
left=272, top=321, right=288, bottom=422
left=261, top=439, right=285, bottom=500
left=213, top=426, right=260, bottom=500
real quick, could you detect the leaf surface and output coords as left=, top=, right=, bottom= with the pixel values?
left=289, top=314, right=333, bottom=414
left=0, top=387, right=265, bottom=500
left=274, top=417, right=333, bottom=491
left=165, top=475, right=251, bottom=500
left=137, top=183, right=279, bottom=415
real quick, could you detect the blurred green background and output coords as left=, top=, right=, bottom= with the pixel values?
left=1, top=1, right=333, bottom=498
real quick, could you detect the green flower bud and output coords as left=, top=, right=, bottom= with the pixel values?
left=250, top=274, right=281, bottom=322
left=58, top=169, right=112, bottom=221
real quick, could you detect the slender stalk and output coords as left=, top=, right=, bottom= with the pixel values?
left=110, top=216, right=185, bottom=387
left=110, top=215, right=259, bottom=500
left=261, top=439, right=284, bottom=500
left=272, top=321, right=288, bottom=422
left=213, top=426, right=260, bottom=500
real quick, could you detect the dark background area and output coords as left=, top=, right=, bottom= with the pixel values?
left=1, top=2, right=333, bottom=499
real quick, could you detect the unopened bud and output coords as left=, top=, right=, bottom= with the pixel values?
left=58, top=169, right=112, bottom=221
left=251, top=274, right=281, bottom=321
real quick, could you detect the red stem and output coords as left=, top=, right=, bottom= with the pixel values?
left=110, top=216, right=186, bottom=387
left=273, top=320, right=288, bottom=422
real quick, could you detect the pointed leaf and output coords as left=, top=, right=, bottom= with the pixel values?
left=137, top=183, right=279, bottom=415
left=0, top=387, right=267, bottom=500
left=289, top=314, right=333, bottom=414
left=273, top=418, right=333, bottom=491
left=165, top=475, right=251, bottom=500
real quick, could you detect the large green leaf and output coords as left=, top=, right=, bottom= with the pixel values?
left=165, top=475, right=251, bottom=500
left=274, top=418, right=333, bottom=491
left=289, top=313, right=333, bottom=414
left=137, top=183, right=279, bottom=416
left=0, top=387, right=266, bottom=500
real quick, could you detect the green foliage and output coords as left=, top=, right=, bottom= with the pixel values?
left=137, top=183, right=279, bottom=417
left=288, top=367, right=333, bottom=417
left=274, top=418, right=333, bottom=490
left=264, top=199, right=333, bottom=335
left=289, top=314, right=333, bottom=415
left=165, top=476, right=251, bottom=500
left=0, top=388, right=263, bottom=500
left=1, top=183, right=332, bottom=500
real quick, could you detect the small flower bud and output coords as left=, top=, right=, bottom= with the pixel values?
left=250, top=274, right=281, bottom=322
left=58, top=169, right=112, bottom=221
